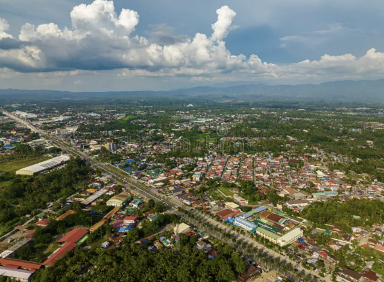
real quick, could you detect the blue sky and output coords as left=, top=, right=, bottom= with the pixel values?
left=0, top=0, right=384, bottom=91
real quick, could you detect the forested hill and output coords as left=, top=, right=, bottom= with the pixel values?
left=1, top=79, right=384, bottom=103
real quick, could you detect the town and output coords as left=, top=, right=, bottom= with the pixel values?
left=0, top=103, right=383, bottom=282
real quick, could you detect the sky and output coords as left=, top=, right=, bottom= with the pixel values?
left=0, top=0, right=384, bottom=91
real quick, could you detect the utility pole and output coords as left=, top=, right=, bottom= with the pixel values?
left=174, top=223, right=180, bottom=252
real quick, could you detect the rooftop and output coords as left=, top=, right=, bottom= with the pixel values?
left=16, top=155, right=70, bottom=174
left=43, top=242, right=77, bottom=267
left=57, top=228, right=88, bottom=244
left=0, top=258, right=43, bottom=271
left=0, top=266, right=34, bottom=280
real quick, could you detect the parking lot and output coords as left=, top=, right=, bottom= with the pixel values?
left=0, top=230, right=31, bottom=254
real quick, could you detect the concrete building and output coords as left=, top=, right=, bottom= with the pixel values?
left=16, top=155, right=71, bottom=176
left=234, top=217, right=257, bottom=231
left=123, top=215, right=138, bottom=225
left=286, top=200, right=309, bottom=208
left=277, top=228, right=303, bottom=247
left=256, top=227, right=280, bottom=244
left=105, top=142, right=117, bottom=152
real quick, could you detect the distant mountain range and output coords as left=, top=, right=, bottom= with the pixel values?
left=1, top=79, right=384, bottom=103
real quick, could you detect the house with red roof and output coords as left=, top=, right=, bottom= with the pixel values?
left=35, top=219, right=50, bottom=227
left=318, top=251, right=328, bottom=259
left=123, top=215, right=138, bottom=225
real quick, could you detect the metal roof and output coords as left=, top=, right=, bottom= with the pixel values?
left=57, top=228, right=88, bottom=244
left=0, top=258, right=42, bottom=271
left=242, top=207, right=267, bottom=219
left=43, top=242, right=77, bottom=267
left=277, top=228, right=303, bottom=244
left=16, top=155, right=70, bottom=174
left=81, top=188, right=108, bottom=205
left=0, top=266, right=33, bottom=280
left=234, top=217, right=257, bottom=229
left=106, top=192, right=131, bottom=205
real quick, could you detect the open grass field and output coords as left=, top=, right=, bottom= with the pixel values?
left=218, top=186, right=234, bottom=197
left=0, top=156, right=49, bottom=173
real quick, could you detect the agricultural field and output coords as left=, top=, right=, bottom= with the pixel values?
left=0, top=156, right=49, bottom=173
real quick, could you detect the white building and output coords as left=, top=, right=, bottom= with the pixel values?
left=277, top=228, right=303, bottom=247
left=286, top=200, right=309, bottom=208
left=16, top=155, right=71, bottom=176
left=0, top=267, right=33, bottom=282
left=234, top=217, right=257, bottom=231
left=106, top=142, right=117, bottom=152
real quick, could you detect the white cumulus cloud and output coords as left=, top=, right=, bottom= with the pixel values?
left=0, top=0, right=383, bottom=85
left=211, top=6, right=237, bottom=41
left=0, top=18, right=12, bottom=40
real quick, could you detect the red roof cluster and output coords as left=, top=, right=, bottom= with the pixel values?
left=35, top=219, right=50, bottom=227
left=214, top=209, right=241, bottom=220
left=43, top=228, right=88, bottom=267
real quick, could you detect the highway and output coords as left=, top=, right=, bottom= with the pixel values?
left=3, top=111, right=325, bottom=281
left=3, top=111, right=168, bottom=204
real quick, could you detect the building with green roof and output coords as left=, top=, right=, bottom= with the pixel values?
left=324, top=229, right=332, bottom=235
left=253, top=219, right=282, bottom=234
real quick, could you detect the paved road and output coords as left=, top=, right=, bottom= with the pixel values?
left=4, top=111, right=324, bottom=281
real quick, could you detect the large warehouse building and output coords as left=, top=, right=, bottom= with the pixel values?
left=16, top=155, right=71, bottom=176
left=106, top=191, right=132, bottom=207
